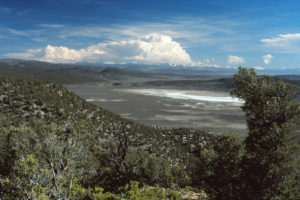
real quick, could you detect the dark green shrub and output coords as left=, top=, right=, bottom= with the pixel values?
left=192, top=134, right=243, bottom=200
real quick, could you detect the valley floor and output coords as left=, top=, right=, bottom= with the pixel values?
left=66, top=80, right=248, bottom=136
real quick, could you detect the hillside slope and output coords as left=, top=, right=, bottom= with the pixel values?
left=0, top=76, right=219, bottom=190
left=0, top=76, right=212, bottom=152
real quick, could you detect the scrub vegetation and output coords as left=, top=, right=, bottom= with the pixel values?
left=0, top=67, right=299, bottom=200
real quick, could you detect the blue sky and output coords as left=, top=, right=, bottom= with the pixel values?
left=1, top=0, right=300, bottom=69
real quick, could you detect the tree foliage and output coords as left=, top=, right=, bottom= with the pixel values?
left=231, top=67, right=300, bottom=200
left=192, top=67, right=300, bottom=200
left=192, top=134, right=243, bottom=200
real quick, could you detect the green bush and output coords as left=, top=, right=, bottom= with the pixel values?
left=192, top=134, right=243, bottom=200
left=0, top=158, right=200, bottom=200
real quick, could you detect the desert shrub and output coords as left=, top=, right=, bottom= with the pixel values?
left=121, top=181, right=198, bottom=200
left=0, top=155, right=85, bottom=199
left=0, top=159, right=199, bottom=200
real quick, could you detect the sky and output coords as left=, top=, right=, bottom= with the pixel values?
left=1, top=0, right=300, bottom=69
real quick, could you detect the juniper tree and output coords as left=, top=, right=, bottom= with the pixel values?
left=232, top=67, right=300, bottom=200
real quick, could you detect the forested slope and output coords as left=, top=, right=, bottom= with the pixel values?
left=0, top=76, right=216, bottom=199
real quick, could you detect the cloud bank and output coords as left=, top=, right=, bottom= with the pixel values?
left=227, top=55, right=245, bottom=64
left=262, top=54, right=273, bottom=64
left=261, top=33, right=300, bottom=53
left=5, top=33, right=196, bottom=66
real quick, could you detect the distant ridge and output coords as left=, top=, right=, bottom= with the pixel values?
left=1, top=59, right=300, bottom=84
left=0, top=59, right=152, bottom=84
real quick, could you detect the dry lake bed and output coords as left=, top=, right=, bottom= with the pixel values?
left=66, top=76, right=248, bottom=136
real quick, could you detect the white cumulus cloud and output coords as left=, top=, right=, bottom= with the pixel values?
left=43, top=45, right=106, bottom=63
left=227, top=55, right=245, bottom=64
left=124, top=33, right=193, bottom=66
left=262, top=54, right=273, bottom=64
left=5, top=33, right=195, bottom=66
left=261, top=33, right=300, bottom=53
